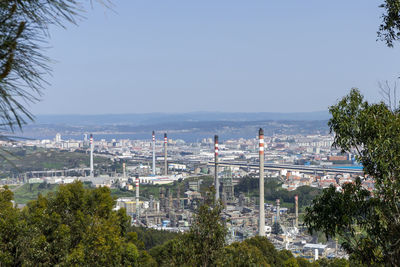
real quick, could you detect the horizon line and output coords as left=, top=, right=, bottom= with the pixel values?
left=33, top=110, right=329, bottom=116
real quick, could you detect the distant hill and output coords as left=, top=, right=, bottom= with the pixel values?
left=33, top=111, right=330, bottom=126
left=20, top=119, right=329, bottom=142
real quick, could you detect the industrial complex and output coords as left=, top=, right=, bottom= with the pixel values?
left=0, top=129, right=369, bottom=261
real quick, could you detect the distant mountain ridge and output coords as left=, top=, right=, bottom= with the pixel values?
left=33, top=111, right=330, bottom=126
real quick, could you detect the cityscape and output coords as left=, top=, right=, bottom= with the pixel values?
left=0, top=1, right=399, bottom=266
left=1, top=127, right=371, bottom=261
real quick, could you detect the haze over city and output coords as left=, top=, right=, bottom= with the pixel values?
left=31, top=0, right=400, bottom=115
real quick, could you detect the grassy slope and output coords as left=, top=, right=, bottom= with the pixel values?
left=13, top=183, right=60, bottom=204
left=0, top=147, right=110, bottom=175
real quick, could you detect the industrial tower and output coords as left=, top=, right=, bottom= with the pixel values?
left=152, top=131, right=156, bottom=176
left=214, top=135, right=220, bottom=200
left=259, top=128, right=265, bottom=236
left=90, top=134, right=94, bottom=177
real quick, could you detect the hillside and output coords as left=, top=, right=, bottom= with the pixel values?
left=0, top=147, right=111, bottom=177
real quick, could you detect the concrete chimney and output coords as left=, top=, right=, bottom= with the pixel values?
left=295, top=195, right=299, bottom=228
left=136, top=176, right=140, bottom=218
left=276, top=199, right=280, bottom=223
left=90, top=134, right=94, bottom=178
left=164, top=133, right=168, bottom=175
left=152, top=131, right=156, bottom=176
left=259, top=128, right=265, bottom=236
left=123, top=162, right=126, bottom=179
left=214, top=135, right=219, bottom=200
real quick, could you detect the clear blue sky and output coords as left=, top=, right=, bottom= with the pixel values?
left=30, top=0, right=400, bottom=115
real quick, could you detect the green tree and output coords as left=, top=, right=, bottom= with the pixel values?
left=379, top=0, right=400, bottom=47
left=0, top=186, right=26, bottom=265
left=316, top=258, right=351, bottom=267
left=186, top=188, right=227, bottom=267
left=244, top=236, right=283, bottom=266
left=24, top=182, right=138, bottom=266
left=305, top=88, right=400, bottom=266
left=149, top=237, right=190, bottom=267
left=129, top=225, right=179, bottom=250
left=284, top=257, right=299, bottom=267
left=0, top=181, right=142, bottom=266
left=150, top=187, right=226, bottom=267
left=216, top=241, right=269, bottom=267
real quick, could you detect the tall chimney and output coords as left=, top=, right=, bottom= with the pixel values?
left=295, top=195, right=299, bottom=228
left=90, top=134, right=94, bottom=177
left=123, top=162, right=126, bottom=178
left=136, top=176, right=140, bottom=218
left=276, top=199, right=280, bottom=223
left=164, top=133, right=168, bottom=175
left=259, top=128, right=265, bottom=236
left=152, top=131, right=156, bottom=176
left=214, top=135, right=220, bottom=200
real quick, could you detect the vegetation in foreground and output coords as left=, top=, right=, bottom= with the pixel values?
left=1, top=181, right=360, bottom=266
left=305, top=89, right=400, bottom=266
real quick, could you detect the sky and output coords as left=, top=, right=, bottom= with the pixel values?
left=30, top=0, right=400, bottom=115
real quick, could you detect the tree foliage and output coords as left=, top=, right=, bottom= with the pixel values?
left=378, top=0, right=400, bottom=47
left=0, top=181, right=140, bottom=266
left=129, top=226, right=179, bottom=250
left=0, top=182, right=360, bottom=266
left=150, top=187, right=227, bottom=267
left=305, top=88, right=400, bottom=266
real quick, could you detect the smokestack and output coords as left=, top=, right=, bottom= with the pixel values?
left=276, top=199, right=280, bottom=223
left=123, top=162, right=126, bottom=178
left=90, top=134, right=94, bottom=178
left=295, top=195, right=299, bottom=228
left=259, top=128, right=265, bottom=236
left=214, top=135, right=220, bottom=200
left=152, top=131, right=156, bottom=176
left=136, top=177, right=140, bottom=218
left=164, top=133, right=168, bottom=175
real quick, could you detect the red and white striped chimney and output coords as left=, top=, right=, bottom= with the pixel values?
left=90, top=134, right=94, bottom=178
left=295, top=195, right=299, bottom=228
left=152, top=131, right=156, bottom=176
left=164, top=133, right=168, bottom=175
left=259, top=128, right=265, bottom=236
left=136, top=177, right=140, bottom=218
left=214, top=135, right=219, bottom=200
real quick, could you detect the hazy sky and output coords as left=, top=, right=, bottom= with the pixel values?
left=30, top=0, right=400, bottom=115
